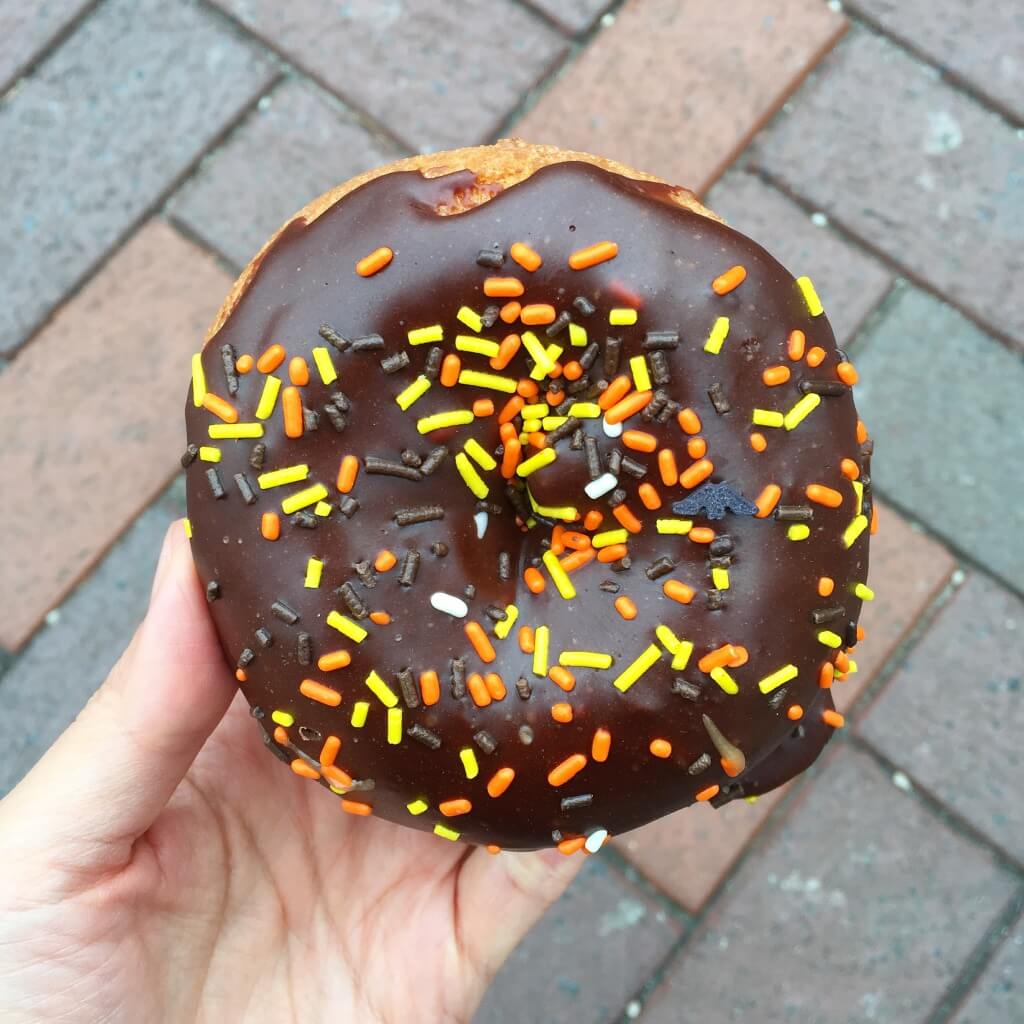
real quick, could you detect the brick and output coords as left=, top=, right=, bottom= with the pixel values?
left=846, top=0, right=1024, bottom=122
left=170, top=79, right=404, bottom=271
left=0, top=0, right=273, bottom=355
left=0, top=482, right=185, bottom=796
left=0, top=221, right=232, bottom=651
left=750, top=29, right=1024, bottom=347
left=860, top=574, right=1024, bottom=862
left=642, top=746, right=1018, bottom=1024
left=950, top=917, right=1024, bottom=1024
left=516, top=0, right=846, bottom=196
left=212, top=0, right=566, bottom=152
left=707, top=170, right=892, bottom=347
left=850, top=287, right=1024, bottom=592
left=525, top=0, right=612, bottom=35
left=474, top=856, right=683, bottom=1024
left=0, top=0, right=92, bottom=91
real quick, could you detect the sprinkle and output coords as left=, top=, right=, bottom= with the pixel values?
left=205, top=468, right=226, bottom=499
left=656, top=519, right=693, bottom=536
left=281, top=483, right=328, bottom=515
left=190, top=353, right=207, bottom=407
left=704, top=316, right=730, bottom=354
left=650, top=738, right=673, bottom=758
left=707, top=382, right=731, bottom=414
left=551, top=701, right=573, bottom=724
left=259, top=512, right=280, bottom=541
left=299, top=678, right=341, bottom=707
left=784, top=392, right=821, bottom=431
left=818, top=630, right=843, bottom=649
left=696, top=784, right=719, bottom=802
left=806, top=346, right=826, bottom=367
left=750, top=432, right=767, bottom=452
left=807, top=484, right=843, bottom=508
left=843, top=514, right=869, bottom=548
left=460, top=747, right=479, bottom=780
left=327, top=611, right=368, bottom=644
left=752, top=408, right=785, bottom=428
left=510, top=242, right=542, bottom=271
left=853, top=582, right=875, bottom=601
left=559, top=651, right=613, bottom=670
left=382, top=706, right=402, bottom=745
left=605, top=389, right=653, bottom=425
left=304, top=557, right=323, bottom=589
left=271, top=710, right=294, bottom=727
left=484, top=276, right=524, bottom=297
left=317, top=650, right=352, bottom=673
left=417, top=410, right=474, bottom=434
left=455, top=452, right=489, bottom=498
left=754, top=484, right=782, bottom=518
left=209, top=422, right=264, bottom=440
left=629, top=354, right=652, bottom=391
left=569, top=241, right=619, bottom=270
left=614, top=595, right=637, bottom=621
left=542, top=550, right=576, bottom=600
left=549, top=666, right=576, bottom=692
left=198, top=446, right=221, bottom=463
left=613, top=644, right=662, bottom=693
left=796, top=275, right=824, bottom=315
left=521, top=304, right=556, bottom=326
left=398, top=550, right=421, bottom=587
left=360, top=669, right=397, bottom=708
left=568, top=323, right=587, bottom=347
left=493, top=604, right=519, bottom=639
left=259, top=464, right=309, bottom=489
left=465, top=621, right=497, bottom=664
left=679, top=459, right=714, bottom=490
left=711, top=566, right=730, bottom=589
left=438, top=797, right=472, bottom=818
left=391, top=375, right=430, bottom=411
left=762, top=365, right=791, bottom=387
left=256, top=344, right=286, bottom=374
left=408, top=325, right=444, bottom=347
left=712, top=265, right=747, bottom=294
left=609, top=308, right=638, bottom=326
left=517, top=447, right=556, bottom=477
left=584, top=472, right=618, bottom=499
left=661, top=580, right=696, bottom=607
left=787, top=524, right=811, bottom=541
left=407, top=798, right=429, bottom=816
left=430, top=592, right=469, bottom=618
left=823, top=709, right=845, bottom=729
left=477, top=248, right=505, bottom=268
left=346, top=701, right=369, bottom=729
left=758, top=664, right=799, bottom=695
left=532, top=625, right=550, bottom=676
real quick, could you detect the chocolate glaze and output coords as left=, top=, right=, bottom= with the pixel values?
left=184, top=161, right=870, bottom=849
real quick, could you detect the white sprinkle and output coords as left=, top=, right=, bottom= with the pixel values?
left=810, top=211, right=829, bottom=228
left=584, top=472, right=618, bottom=499
left=892, top=771, right=913, bottom=793
left=474, top=511, right=488, bottom=539
left=602, top=416, right=623, bottom=438
left=430, top=592, right=469, bottom=618
left=585, top=828, right=609, bottom=853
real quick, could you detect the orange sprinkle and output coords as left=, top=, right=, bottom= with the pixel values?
left=317, top=650, right=351, bottom=672
left=485, top=672, right=507, bottom=700
left=498, top=394, right=525, bottom=424
left=835, top=651, right=850, bottom=673
left=551, top=524, right=566, bottom=555
left=202, top=393, right=239, bottom=423
left=728, top=645, right=749, bottom=668
left=840, top=458, right=860, bottom=480
left=467, top=672, right=491, bottom=708
left=500, top=300, right=522, bottom=323
left=688, top=526, right=716, bottom=544
left=486, top=844, right=501, bottom=855
left=663, top=580, right=695, bottom=605
left=583, top=509, right=604, bottom=532
left=235, top=353, right=254, bottom=374
left=557, top=836, right=586, bottom=856
left=282, top=385, right=303, bottom=438
left=235, top=668, right=247, bottom=682
left=440, top=353, right=461, bottom=387
left=787, top=329, right=806, bottom=361
left=606, top=389, right=653, bottom=425
left=762, top=365, right=791, bottom=387
left=320, top=735, right=341, bottom=767
left=592, top=728, right=611, bottom=762
left=546, top=388, right=565, bottom=405
left=501, top=438, right=522, bottom=479
left=369, top=611, right=391, bottom=625
left=487, top=767, right=515, bottom=798
left=560, top=548, right=596, bottom=573
left=419, top=670, right=440, bottom=706
left=598, top=375, right=632, bottom=410
left=806, top=346, right=826, bottom=367
left=822, top=709, right=845, bottom=729
left=562, top=530, right=591, bottom=551
left=658, top=448, right=679, bottom=487
left=696, top=784, right=720, bottom=802
left=472, top=398, right=495, bottom=417
left=597, top=543, right=629, bottom=563
left=337, top=454, right=359, bottom=493
left=518, top=626, right=535, bottom=654
left=698, top=644, right=738, bottom=674
left=679, top=458, right=714, bottom=489
left=322, top=765, right=352, bottom=789
left=754, top=483, right=781, bottom=518
left=569, top=240, right=619, bottom=270
left=638, top=483, right=662, bottom=510
left=677, top=407, right=702, bottom=435
left=299, top=679, right=342, bottom=707
left=787, top=705, right=804, bottom=721
left=836, top=361, right=859, bottom=385
left=549, top=666, right=576, bottom=692
left=289, top=356, right=310, bottom=386
left=355, top=245, right=393, bottom=277
left=650, top=738, right=673, bottom=758
left=484, top=276, right=525, bottom=297
left=551, top=702, right=574, bottom=723
left=623, top=429, right=657, bottom=453
left=510, top=242, right=542, bottom=272
left=521, top=303, right=556, bottom=325
left=492, top=334, right=522, bottom=371
left=374, top=549, right=397, bottom=573
left=439, top=798, right=472, bottom=817
left=857, top=624, right=866, bottom=641
left=517, top=378, right=540, bottom=398
left=465, top=622, right=496, bottom=664
left=871, top=503, right=879, bottom=534
left=614, top=595, right=638, bottom=620
left=819, top=661, right=835, bottom=688
left=261, top=511, right=280, bottom=541
left=291, top=758, right=320, bottom=780
left=686, top=436, right=707, bottom=460
left=818, top=576, right=835, bottom=597
left=341, top=799, right=372, bottom=816
left=749, top=432, right=767, bottom=452
left=612, top=503, right=643, bottom=533
left=524, top=566, right=546, bottom=593
left=273, top=725, right=289, bottom=745
left=807, top=483, right=843, bottom=508
left=256, top=343, right=286, bottom=374
left=856, top=419, right=869, bottom=444
left=562, top=360, right=583, bottom=381
left=548, top=753, right=587, bottom=788
left=712, top=264, right=747, bottom=295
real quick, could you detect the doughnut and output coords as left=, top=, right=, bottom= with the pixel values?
left=183, top=140, right=874, bottom=852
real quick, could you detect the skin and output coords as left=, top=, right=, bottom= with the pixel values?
left=0, top=522, right=581, bottom=1022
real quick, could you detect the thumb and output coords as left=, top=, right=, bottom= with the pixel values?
left=0, top=520, right=235, bottom=871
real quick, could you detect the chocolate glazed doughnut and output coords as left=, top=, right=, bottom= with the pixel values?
left=183, top=141, right=874, bottom=852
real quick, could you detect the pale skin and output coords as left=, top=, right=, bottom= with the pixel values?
left=0, top=523, right=582, bottom=1022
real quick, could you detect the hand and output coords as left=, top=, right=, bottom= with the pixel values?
left=0, top=522, right=581, bottom=1022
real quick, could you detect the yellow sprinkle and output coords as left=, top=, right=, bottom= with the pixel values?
left=457, top=305, right=483, bottom=332
left=671, top=639, right=694, bottom=671
left=593, top=528, right=628, bottom=548
left=559, top=651, right=613, bottom=670
left=258, top=464, right=309, bottom=489
left=613, top=644, right=662, bottom=692
left=852, top=479, right=864, bottom=515
left=523, top=418, right=542, bottom=433
left=351, top=701, right=369, bottom=728
left=757, top=664, right=798, bottom=694
left=796, top=275, right=824, bottom=316
left=465, top=437, right=497, bottom=470
left=712, top=566, right=730, bottom=589
left=191, top=353, right=207, bottom=407
left=783, top=393, right=821, bottom=431
left=209, top=423, right=263, bottom=439
left=818, top=630, right=843, bottom=649
left=434, top=823, right=461, bottom=841
left=542, top=549, right=576, bottom=600
left=407, top=798, right=429, bottom=815
left=304, top=557, right=323, bottom=589
left=271, top=710, right=294, bottom=727
left=312, top=346, right=337, bottom=384
left=327, top=611, right=368, bottom=644
left=846, top=659, right=858, bottom=675
left=656, top=518, right=694, bottom=535
left=494, top=604, right=519, bottom=640
left=655, top=624, right=681, bottom=654
left=529, top=343, right=563, bottom=381
left=395, top=375, right=431, bottom=411
left=458, top=369, right=518, bottom=393
left=281, top=483, right=329, bottom=515
left=569, top=323, right=587, bottom=346
left=314, top=501, right=332, bottom=517
left=853, top=582, right=875, bottom=601
left=609, top=308, right=638, bottom=326
left=365, top=669, right=398, bottom=706
left=521, top=330, right=556, bottom=375
left=704, top=316, right=730, bottom=355
left=629, top=354, right=651, bottom=391
left=533, top=625, right=550, bottom=677
left=787, top=524, right=811, bottom=541
left=198, top=446, right=221, bottom=462
left=255, top=374, right=282, bottom=420
left=527, top=487, right=578, bottom=522
left=542, top=416, right=568, bottom=430
left=521, top=403, right=549, bottom=418
left=387, top=707, right=402, bottom=745
left=183, top=518, right=192, bottom=539
left=460, top=747, right=479, bottom=780
left=842, top=514, right=869, bottom=548
left=408, top=325, right=443, bottom=345
left=517, top=447, right=557, bottom=477
left=568, top=402, right=600, bottom=418
left=455, top=335, right=500, bottom=357
left=710, top=666, right=739, bottom=694
left=417, top=410, right=475, bottom=434
left=455, top=452, right=489, bottom=499
left=752, top=409, right=785, bottom=428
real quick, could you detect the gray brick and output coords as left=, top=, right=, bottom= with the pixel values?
left=641, top=746, right=1018, bottom=1024
left=750, top=28, right=1024, bottom=347
left=474, top=857, right=683, bottom=1024
left=851, top=286, right=1024, bottom=592
left=0, top=482, right=185, bottom=796
left=0, top=0, right=274, bottom=354
left=170, top=79, right=404, bottom=270
left=0, top=0, right=93, bottom=91
left=951, top=917, right=1024, bottom=1024
left=860, top=574, right=1024, bottom=862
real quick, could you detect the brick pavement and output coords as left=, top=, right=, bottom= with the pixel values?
left=2, top=3, right=1021, bottom=1020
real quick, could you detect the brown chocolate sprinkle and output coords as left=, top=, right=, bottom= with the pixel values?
left=380, top=351, right=411, bottom=374
left=249, top=443, right=266, bottom=471
left=181, top=444, right=199, bottom=468
left=768, top=687, right=788, bottom=710
left=573, top=295, right=596, bottom=317
left=330, top=390, right=352, bottom=412
left=515, top=676, right=532, bottom=700
left=431, top=541, right=449, bottom=557
left=365, top=456, right=423, bottom=481
left=397, top=667, right=420, bottom=709
left=642, top=391, right=668, bottom=422
left=599, top=580, right=622, bottom=593
left=505, top=484, right=530, bottom=522
left=708, top=555, right=732, bottom=570
left=657, top=399, right=679, bottom=424
left=394, top=505, right=444, bottom=526
left=270, top=600, right=300, bottom=625
left=570, top=428, right=584, bottom=450
left=498, top=551, right=512, bottom=581
left=518, top=724, right=535, bottom=745
left=292, top=510, right=318, bottom=528
left=476, top=248, right=504, bottom=268
left=607, top=488, right=627, bottom=508
left=642, top=330, right=680, bottom=350
left=206, top=467, right=225, bottom=499
left=672, top=678, right=702, bottom=701
left=709, top=536, right=734, bottom=556
left=649, top=350, right=671, bottom=385
left=706, top=589, right=726, bottom=610
left=401, top=449, right=423, bottom=467
left=298, top=725, right=321, bottom=742
left=464, top=583, right=476, bottom=600
left=844, top=619, right=859, bottom=649
left=319, top=323, right=349, bottom=351
left=481, top=305, right=500, bottom=329
left=350, top=334, right=385, bottom=352
left=339, top=497, right=359, bottom=518
left=707, top=381, right=730, bottom=414
left=773, top=505, right=814, bottom=522
left=297, top=632, right=312, bottom=666
left=485, top=604, right=507, bottom=622
left=407, top=723, right=442, bottom=749
left=324, top=404, right=348, bottom=432
left=450, top=656, right=467, bottom=699
left=337, top=581, right=369, bottom=619
left=419, top=446, right=449, bottom=475
left=560, top=794, right=594, bottom=812
left=566, top=375, right=592, bottom=396
left=234, top=472, right=257, bottom=505
left=687, top=753, right=712, bottom=775
left=302, top=408, right=320, bottom=432
left=351, top=560, right=376, bottom=589
left=546, top=416, right=580, bottom=446
left=810, top=605, right=845, bottom=625
left=474, top=730, right=498, bottom=754
left=205, top=580, right=221, bottom=602
left=220, top=343, right=239, bottom=396
left=645, top=556, right=675, bottom=581
left=255, top=627, right=273, bottom=648
left=424, top=346, right=443, bottom=379
left=604, top=336, right=623, bottom=376
left=545, top=310, right=572, bottom=337
left=611, top=557, right=632, bottom=573
left=620, top=455, right=648, bottom=479
left=238, top=648, right=255, bottom=669
left=800, top=379, right=849, bottom=397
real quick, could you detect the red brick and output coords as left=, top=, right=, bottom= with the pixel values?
left=0, top=221, right=232, bottom=651
left=525, top=0, right=613, bottom=34
left=0, top=0, right=92, bottom=91
left=515, top=0, right=846, bottom=196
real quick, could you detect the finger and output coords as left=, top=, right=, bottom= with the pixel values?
left=0, top=520, right=235, bottom=867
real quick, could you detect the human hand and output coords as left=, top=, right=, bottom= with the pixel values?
left=0, top=522, right=582, bottom=1022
